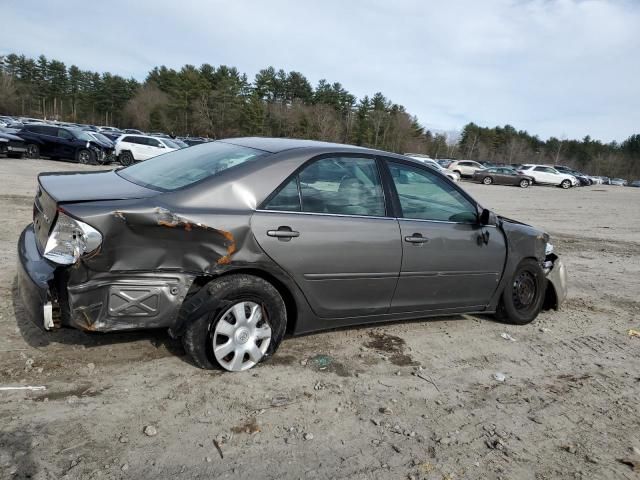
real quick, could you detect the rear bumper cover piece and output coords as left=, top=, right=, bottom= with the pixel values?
left=17, top=224, right=195, bottom=332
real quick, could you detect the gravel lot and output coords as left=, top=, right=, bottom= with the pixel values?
left=1, top=159, right=639, bottom=480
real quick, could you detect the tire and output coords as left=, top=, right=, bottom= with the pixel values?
left=76, top=149, right=95, bottom=165
left=182, top=274, right=287, bottom=371
left=560, top=179, right=571, bottom=189
left=482, top=176, right=493, bottom=185
left=495, top=259, right=546, bottom=325
left=25, top=144, right=40, bottom=159
left=119, top=151, right=134, bottom=166
left=453, top=170, right=462, bottom=177
left=519, top=179, right=530, bottom=188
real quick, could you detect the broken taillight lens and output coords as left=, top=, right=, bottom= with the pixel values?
left=43, top=212, right=102, bottom=265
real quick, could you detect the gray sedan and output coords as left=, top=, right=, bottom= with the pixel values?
left=473, top=167, right=534, bottom=187
left=18, top=138, right=567, bottom=371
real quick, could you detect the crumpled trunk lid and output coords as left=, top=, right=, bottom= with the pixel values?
left=33, top=170, right=159, bottom=252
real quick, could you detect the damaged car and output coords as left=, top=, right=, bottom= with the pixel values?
left=17, top=138, right=567, bottom=372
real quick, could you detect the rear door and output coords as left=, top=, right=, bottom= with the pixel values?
left=384, top=159, right=507, bottom=312
left=252, top=155, right=402, bottom=318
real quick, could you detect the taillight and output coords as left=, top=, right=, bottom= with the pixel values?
left=43, top=212, right=102, bottom=265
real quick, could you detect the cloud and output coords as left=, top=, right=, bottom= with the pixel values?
left=2, top=0, right=639, bottom=141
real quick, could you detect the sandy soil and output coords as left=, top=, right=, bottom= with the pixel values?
left=1, top=159, right=639, bottom=480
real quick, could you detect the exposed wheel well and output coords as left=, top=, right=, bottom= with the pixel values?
left=190, top=268, right=298, bottom=334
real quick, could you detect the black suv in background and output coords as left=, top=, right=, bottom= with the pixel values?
left=17, top=125, right=105, bottom=164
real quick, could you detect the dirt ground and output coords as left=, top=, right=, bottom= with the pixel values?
left=1, top=159, right=639, bottom=480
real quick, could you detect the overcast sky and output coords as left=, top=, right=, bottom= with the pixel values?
left=2, top=0, right=639, bottom=142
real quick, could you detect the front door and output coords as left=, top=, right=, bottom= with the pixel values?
left=252, top=156, right=402, bottom=318
left=385, top=160, right=507, bottom=312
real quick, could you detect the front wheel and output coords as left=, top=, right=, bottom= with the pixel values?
left=119, top=151, right=134, bottom=166
left=495, top=259, right=546, bottom=325
left=76, top=149, right=95, bottom=165
left=182, top=274, right=287, bottom=371
left=560, top=179, right=571, bottom=189
left=482, top=176, right=493, bottom=185
left=519, top=179, right=530, bottom=188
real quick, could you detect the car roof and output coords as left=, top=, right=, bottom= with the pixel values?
left=218, top=137, right=373, bottom=154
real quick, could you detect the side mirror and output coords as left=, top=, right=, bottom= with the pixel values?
left=158, top=144, right=165, bottom=148
left=479, top=208, right=497, bottom=226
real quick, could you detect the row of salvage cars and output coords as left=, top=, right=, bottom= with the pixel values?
left=18, top=137, right=570, bottom=372
left=0, top=116, right=212, bottom=165
left=406, top=155, right=637, bottom=189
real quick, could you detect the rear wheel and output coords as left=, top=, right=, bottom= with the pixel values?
left=495, top=259, right=546, bottom=325
left=119, top=151, right=134, bottom=166
left=482, top=176, right=493, bottom=185
left=25, top=144, right=39, bottom=159
left=519, top=179, right=530, bottom=188
left=560, top=179, right=571, bottom=189
left=181, top=274, right=287, bottom=371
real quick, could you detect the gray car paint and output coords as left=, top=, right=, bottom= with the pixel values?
left=17, top=137, right=567, bottom=338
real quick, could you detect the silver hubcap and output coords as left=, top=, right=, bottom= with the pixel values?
left=212, top=301, right=271, bottom=372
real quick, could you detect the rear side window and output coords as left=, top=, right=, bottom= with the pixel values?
left=265, top=178, right=301, bottom=211
left=118, top=141, right=266, bottom=191
left=265, top=157, right=385, bottom=217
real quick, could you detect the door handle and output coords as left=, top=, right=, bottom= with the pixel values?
left=267, top=226, right=300, bottom=239
left=404, top=233, right=428, bottom=244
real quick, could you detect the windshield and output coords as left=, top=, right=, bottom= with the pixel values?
left=160, top=138, right=180, bottom=149
left=117, top=141, right=267, bottom=191
left=91, top=132, right=112, bottom=143
left=73, top=130, right=94, bottom=141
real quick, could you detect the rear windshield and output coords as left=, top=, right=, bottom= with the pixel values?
left=117, top=141, right=266, bottom=191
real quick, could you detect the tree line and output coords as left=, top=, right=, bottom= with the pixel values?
left=0, top=53, right=638, bottom=178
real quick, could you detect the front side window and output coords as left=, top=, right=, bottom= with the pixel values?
left=265, top=157, right=385, bottom=217
left=388, top=161, right=477, bottom=223
left=57, top=129, right=73, bottom=140
left=146, top=138, right=162, bottom=147
left=118, top=141, right=265, bottom=191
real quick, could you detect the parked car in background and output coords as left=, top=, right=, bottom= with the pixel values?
left=181, top=137, right=211, bottom=146
left=472, top=167, right=534, bottom=188
left=554, top=166, right=592, bottom=186
left=16, top=124, right=105, bottom=163
left=406, top=154, right=460, bottom=182
left=629, top=180, right=640, bottom=188
left=122, top=129, right=144, bottom=134
left=518, top=165, right=578, bottom=189
left=0, top=131, right=27, bottom=158
left=98, top=126, right=122, bottom=133
left=610, top=178, right=628, bottom=186
left=447, top=160, right=484, bottom=178
left=17, top=137, right=567, bottom=372
left=114, top=134, right=179, bottom=165
left=436, top=159, right=453, bottom=169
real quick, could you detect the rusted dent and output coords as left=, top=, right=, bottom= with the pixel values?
left=111, top=207, right=238, bottom=266
left=216, top=230, right=237, bottom=265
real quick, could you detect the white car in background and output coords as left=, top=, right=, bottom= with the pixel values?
left=518, top=164, right=578, bottom=189
left=406, top=154, right=460, bottom=182
left=115, top=134, right=180, bottom=166
left=447, top=160, right=484, bottom=178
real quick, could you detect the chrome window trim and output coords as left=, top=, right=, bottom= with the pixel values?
left=254, top=209, right=496, bottom=227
